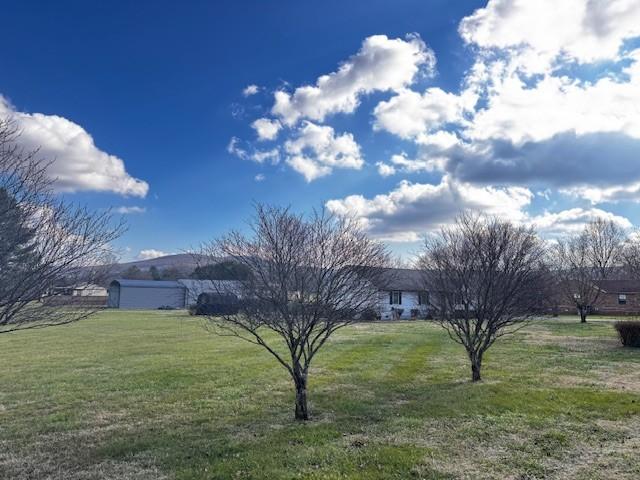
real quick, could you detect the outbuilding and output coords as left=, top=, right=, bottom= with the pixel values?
left=107, top=279, right=186, bottom=309
left=107, top=278, right=241, bottom=310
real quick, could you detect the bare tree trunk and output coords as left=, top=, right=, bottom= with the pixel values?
left=470, top=352, right=482, bottom=382
left=578, top=306, right=587, bottom=323
left=293, top=372, right=309, bottom=421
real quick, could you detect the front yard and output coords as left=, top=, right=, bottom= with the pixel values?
left=0, top=311, right=638, bottom=479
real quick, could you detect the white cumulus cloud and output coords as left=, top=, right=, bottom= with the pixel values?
left=0, top=96, right=148, bottom=197
left=251, top=117, right=281, bottom=141
left=460, top=0, right=640, bottom=71
left=530, top=208, right=633, bottom=236
left=374, top=87, right=475, bottom=139
left=115, top=206, right=146, bottom=214
left=272, top=34, right=434, bottom=125
left=284, top=122, right=363, bottom=182
left=376, top=162, right=396, bottom=177
left=243, top=84, right=260, bottom=96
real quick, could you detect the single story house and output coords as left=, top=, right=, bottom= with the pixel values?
left=555, top=278, right=640, bottom=316
left=371, top=268, right=430, bottom=320
left=591, top=279, right=640, bottom=315
left=52, top=283, right=107, bottom=297
left=72, top=283, right=108, bottom=297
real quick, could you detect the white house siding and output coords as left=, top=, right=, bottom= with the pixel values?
left=377, top=290, right=427, bottom=320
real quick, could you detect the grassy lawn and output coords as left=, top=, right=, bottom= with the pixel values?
left=0, top=311, right=639, bottom=479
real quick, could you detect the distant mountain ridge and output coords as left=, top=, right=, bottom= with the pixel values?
left=116, top=253, right=207, bottom=272
left=107, top=253, right=223, bottom=279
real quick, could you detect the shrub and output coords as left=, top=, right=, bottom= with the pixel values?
left=613, top=321, right=640, bottom=347
left=194, top=292, right=239, bottom=316
left=195, top=303, right=239, bottom=315
left=359, top=307, right=379, bottom=322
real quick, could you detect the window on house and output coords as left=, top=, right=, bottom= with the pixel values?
left=418, top=291, right=429, bottom=305
left=618, top=294, right=627, bottom=305
left=389, top=291, right=402, bottom=305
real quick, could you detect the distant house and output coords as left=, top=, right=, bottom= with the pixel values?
left=592, top=279, right=640, bottom=315
left=370, top=268, right=430, bottom=320
left=51, top=283, right=107, bottom=298
left=72, top=283, right=108, bottom=297
left=556, top=279, right=640, bottom=316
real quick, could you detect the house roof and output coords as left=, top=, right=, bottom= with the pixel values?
left=595, top=279, right=640, bottom=294
left=73, top=283, right=105, bottom=290
left=371, top=268, right=428, bottom=291
left=111, top=279, right=183, bottom=289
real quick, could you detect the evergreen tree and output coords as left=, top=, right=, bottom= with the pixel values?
left=160, top=267, right=181, bottom=280
left=149, top=265, right=162, bottom=280
left=192, top=261, right=250, bottom=280
left=0, top=188, right=39, bottom=302
left=122, top=265, right=145, bottom=279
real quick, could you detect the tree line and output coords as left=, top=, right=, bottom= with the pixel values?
left=119, top=261, right=250, bottom=281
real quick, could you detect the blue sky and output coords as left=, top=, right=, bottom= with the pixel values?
left=2, top=0, right=640, bottom=261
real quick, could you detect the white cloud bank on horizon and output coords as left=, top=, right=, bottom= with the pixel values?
left=138, top=249, right=173, bottom=260
left=0, top=96, right=149, bottom=197
left=326, top=177, right=633, bottom=242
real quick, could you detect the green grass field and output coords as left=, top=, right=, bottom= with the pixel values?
left=0, top=311, right=639, bottom=479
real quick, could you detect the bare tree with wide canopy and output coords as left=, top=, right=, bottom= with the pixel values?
left=419, top=214, right=551, bottom=382
left=0, top=118, right=124, bottom=333
left=552, top=218, right=625, bottom=323
left=621, top=230, right=640, bottom=281
left=199, top=204, right=389, bottom=420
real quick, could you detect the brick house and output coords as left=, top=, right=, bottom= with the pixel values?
left=590, top=280, right=640, bottom=315
left=557, top=279, right=640, bottom=316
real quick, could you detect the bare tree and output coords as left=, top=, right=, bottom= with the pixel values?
left=419, top=214, right=550, bottom=382
left=199, top=204, right=388, bottom=420
left=0, top=117, right=124, bottom=333
left=552, top=219, right=625, bottom=323
left=622, top=231, right=640, bottom=280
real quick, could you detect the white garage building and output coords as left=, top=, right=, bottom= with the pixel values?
left=107, top=280, right=186, bottom=309
left=107, top=279, right=241, bottom=310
